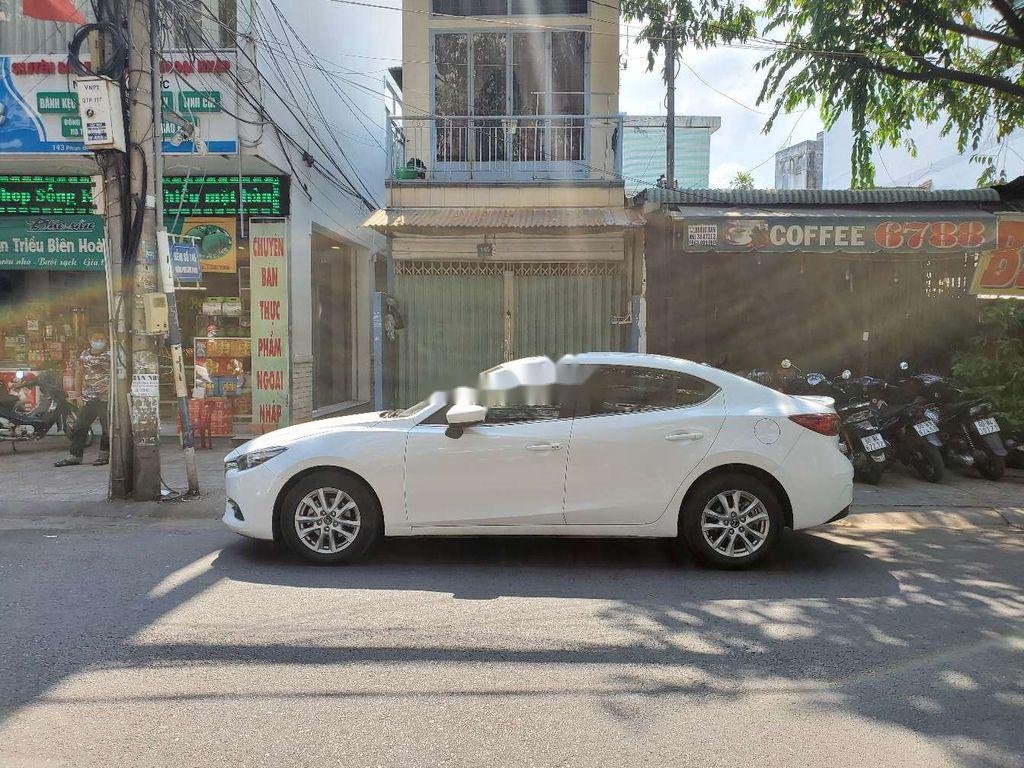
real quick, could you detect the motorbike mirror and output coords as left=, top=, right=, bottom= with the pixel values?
left=780, top=359, right=792, bottom=369
left=898, top=361, right=909, bottom=371
left=842, top=369, right=852, bottom=380
left=14, top=370, right=24, bottom=380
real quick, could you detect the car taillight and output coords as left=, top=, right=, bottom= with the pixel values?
left=789, top=413, right=840, bottom=436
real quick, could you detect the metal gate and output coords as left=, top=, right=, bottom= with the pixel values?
left=395, top=260, right=627, bottom=405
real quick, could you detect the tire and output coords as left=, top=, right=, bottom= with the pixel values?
left=679, top=472, right=784, bottom=569
left=978, top=452, right=1005, bottom=481
left=279, top=470, right=382, bottom=564
left=855, top=460, right=885, bottom=485
left=912, top=443, right=945, bottom=483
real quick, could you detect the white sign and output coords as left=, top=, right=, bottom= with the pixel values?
left=0, top=52, right=239, bottom=155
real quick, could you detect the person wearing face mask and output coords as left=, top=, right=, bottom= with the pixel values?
left=55, top=328, right=112, bottom=467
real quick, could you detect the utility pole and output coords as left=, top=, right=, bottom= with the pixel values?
left=89, top=8, right=133, bottom=498
left=665, top=24, right=677, bottom=190
left=126, top=0, right=163, bottom=500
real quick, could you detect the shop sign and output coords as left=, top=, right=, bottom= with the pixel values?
left=176, top=216, right=237, bottom=274
left=970, top=214, right=1024, bottom=297
left=170, top=242, right=202, bottom=283
left=164, top=175, right=289, bottom=217
left=679, top=215, right=995, bottom=253
left=0, top=215, right=104, bottom=271
left=1, top=52, right=238, bottom=155
left=0, top=175, right=95, bottom=215
left=249, top=219, right=290, bottom=430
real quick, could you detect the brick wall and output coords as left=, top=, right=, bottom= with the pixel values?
left=291, top=357, right=313, bottom=424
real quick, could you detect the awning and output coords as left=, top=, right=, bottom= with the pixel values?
left=364, top=207, right=644, bottom=234
left=666, top=204, right=997, bottom=254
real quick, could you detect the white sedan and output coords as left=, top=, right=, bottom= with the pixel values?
left=223, top=353, right=853, bottom=568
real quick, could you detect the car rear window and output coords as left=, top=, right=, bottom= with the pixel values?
left=579, top=365, right=720, bottom=416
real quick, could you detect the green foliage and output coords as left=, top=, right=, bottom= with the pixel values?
left=758, top=1, right=1024, bottom=188
left=951, top=301, right=1024, bottom=432
left=729, top=170, right=756, bottom=188
left=623, top=1, right=1024, bottom=188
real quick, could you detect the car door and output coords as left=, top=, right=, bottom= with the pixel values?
left=405, top=402, right=572, bottom=527
left=562, top=364, right=726, bottom=525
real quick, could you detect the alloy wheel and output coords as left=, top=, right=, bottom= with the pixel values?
left=293, top=487, right=361, bottom=555
left=700, top=490, right=770, bottom=558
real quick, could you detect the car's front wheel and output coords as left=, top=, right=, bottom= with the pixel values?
left=680, top=473, right=783, bottom=569
left=279, top=470, right=382, bottom=564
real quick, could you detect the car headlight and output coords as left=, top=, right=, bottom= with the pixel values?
left=225, top=446, right=287, bottom=472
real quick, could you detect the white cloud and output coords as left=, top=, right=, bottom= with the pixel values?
left=709, top=161, right=747, bottom=188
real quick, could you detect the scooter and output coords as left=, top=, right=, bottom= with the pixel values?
left=0, top=369, right=85, bottom=452
left=777, top=359, right=890, bottom=484
left=855, top=373, right=945, bottom=483
left=893, top=361, right=1007, bottom=480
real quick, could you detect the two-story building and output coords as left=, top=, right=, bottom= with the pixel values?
left=365, top=0, right=644, bottom=407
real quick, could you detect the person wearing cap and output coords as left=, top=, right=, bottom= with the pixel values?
left=55, top=328, right=111, bottom=467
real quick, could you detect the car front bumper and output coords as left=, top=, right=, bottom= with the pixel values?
left=222, top=464, right=279, bottom=540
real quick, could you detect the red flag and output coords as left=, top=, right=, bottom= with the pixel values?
left=22, top=0, right=86, bottom=24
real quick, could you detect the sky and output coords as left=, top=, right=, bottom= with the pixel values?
left=618, top=36, right=825, bottom=188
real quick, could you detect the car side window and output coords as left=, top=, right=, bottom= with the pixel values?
left=580, top=365, right=719, bottom=416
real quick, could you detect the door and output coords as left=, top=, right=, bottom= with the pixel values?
left=395, top=260, right=627, bottom=407
left=563, top=364, right=726, bottom=525
left=405, top=402, right=572, bottom=526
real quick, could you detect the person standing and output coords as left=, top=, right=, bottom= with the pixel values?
left=55, top=329, right=111, bottom=467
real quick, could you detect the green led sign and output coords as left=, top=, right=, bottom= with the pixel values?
left=0, top=175, right=95, bottom=215
left=0, top=175, right=289, bottom=218
left=163, top=175, right=289, bottom=217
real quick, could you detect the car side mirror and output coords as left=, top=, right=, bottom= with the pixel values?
left=445, top=403, right=487, bottom=439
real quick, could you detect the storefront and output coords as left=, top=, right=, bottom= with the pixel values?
left=639, top=187, right=1003, bottom=374
left=0, top=173, right=293, bottom=432
left=0, top=176, right=106, bottom=405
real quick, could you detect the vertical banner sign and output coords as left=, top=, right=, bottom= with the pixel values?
left=249, top=219, right=290, bottom=430
left=971, top=214, right=1024, bottom=297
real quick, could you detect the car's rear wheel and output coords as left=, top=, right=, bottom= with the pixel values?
left=279, top=470, right=382, bottom=564
left=680, top=473, right=783, bottom=569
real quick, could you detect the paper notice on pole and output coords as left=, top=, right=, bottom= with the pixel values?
left=131, top=373, right=160, bottom=398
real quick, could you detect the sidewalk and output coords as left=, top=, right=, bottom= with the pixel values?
left=0, top=436, right=230, bottom=530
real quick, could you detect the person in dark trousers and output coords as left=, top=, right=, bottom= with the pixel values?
left=55, top=329, right=111, bottom=467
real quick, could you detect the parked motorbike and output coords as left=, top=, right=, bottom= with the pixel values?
left=854, top=373, right=945, bottom=482
left=777, top=359, right=890, bottom=484
left=0, top=369, right=84, bottom=452
left=893, top=361, right=1007, bottom=480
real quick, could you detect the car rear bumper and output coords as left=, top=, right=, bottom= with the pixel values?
left=780, top=433, right=854, bottom=529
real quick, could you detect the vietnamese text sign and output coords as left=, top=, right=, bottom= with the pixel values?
left=679, top=215, right=996, bottom=253
left=170, top=241, right=202, bottom=283
left=1, top=52, right=238, bottom=155
left=0, top=215, right=104, bottom=270
left=970, top=214, right=1024, bottom=297
left=249, top=219, right=290, bottom=430
left=178, top=216, right=237, bottom=274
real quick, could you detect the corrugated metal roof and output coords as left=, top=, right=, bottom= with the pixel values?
left=638, top=187, right=1002, bottom=206
left=364, top=207, right=644, bottom=232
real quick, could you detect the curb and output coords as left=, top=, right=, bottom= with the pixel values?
left=839, top=506, right=1024, bottom=532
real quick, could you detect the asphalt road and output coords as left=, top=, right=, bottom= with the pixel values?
left=1, top=506, right=1022, bottom=767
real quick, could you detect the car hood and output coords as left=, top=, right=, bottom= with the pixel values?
left=227, top=411, right=384, bottom=458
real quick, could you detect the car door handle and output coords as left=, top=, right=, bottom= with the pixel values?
left=526, top=442, right=563, bottom=452
left=665, top=430, right=703, bottom=442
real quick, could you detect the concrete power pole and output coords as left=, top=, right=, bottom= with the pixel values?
left=125, top=0, right=163, bottom=500
left=665, top=25, right=677, bottom=190
left=89, top=7, right=133, bottom=498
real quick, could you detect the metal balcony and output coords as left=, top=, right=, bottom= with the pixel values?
left=387, top=114, right=624, bottom=182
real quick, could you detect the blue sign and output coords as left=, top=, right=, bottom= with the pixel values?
left=171, top=242, right=202, bottom=283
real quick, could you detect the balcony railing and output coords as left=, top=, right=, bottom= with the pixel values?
left=387, top=114, right=624, bottom=182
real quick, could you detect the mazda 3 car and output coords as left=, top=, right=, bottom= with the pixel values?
left=223, top=353, right=853, bottom=568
